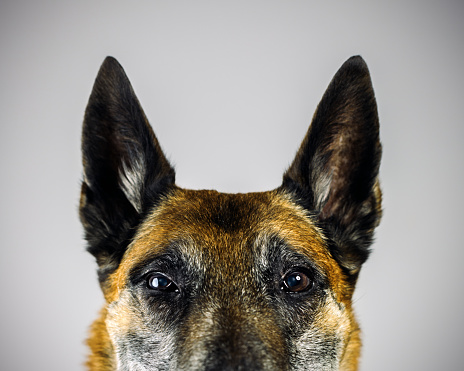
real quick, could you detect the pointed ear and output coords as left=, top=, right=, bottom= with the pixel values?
left=80, top=57, right=175, bottom=283
left=282, top=56, right=382, bottom=275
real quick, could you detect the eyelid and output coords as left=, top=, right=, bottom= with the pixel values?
left=128, top=253, right=181, bottom=286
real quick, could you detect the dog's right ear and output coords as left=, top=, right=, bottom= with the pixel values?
left=80, top=57, right=175, bottom=284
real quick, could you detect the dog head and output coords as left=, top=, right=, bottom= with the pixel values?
left=80, top=56, right=381, bottom=370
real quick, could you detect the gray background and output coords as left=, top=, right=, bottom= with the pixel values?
left=1, top=1, right=463, bottom=370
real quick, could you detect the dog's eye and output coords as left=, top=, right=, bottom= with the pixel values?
left=282, top=271, right=313, bottom=293
left=146, top=273, right=179, bottom=293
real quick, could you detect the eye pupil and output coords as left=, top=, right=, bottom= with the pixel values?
left=287, top=274, right=301, bottom=287
left=147, top=274, right=178, bottom=292
left=152, top=276, right=167, bottom=288
left=283, top=271, right=312, bottom=293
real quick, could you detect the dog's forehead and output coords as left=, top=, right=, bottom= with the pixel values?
left=110, top=188, right=342, bottom=297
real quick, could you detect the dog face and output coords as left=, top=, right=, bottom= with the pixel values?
left=80, top=56, right=381, bottom=371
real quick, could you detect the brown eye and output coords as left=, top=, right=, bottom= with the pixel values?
left=282, top=271, right=313, bottom=293
left=147, top=273, right=179, bottom=293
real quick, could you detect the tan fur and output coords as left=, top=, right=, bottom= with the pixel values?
left=88, top=188, right=362, bottom=369
left=86, top=308, right=115, bottom=370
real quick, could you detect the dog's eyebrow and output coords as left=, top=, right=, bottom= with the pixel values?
left=127, top=246, right=185, bottom=282
left=255, top=234, right=328, bottom=277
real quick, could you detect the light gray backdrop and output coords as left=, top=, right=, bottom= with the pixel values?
left=1, top=1, right=463, bottom=370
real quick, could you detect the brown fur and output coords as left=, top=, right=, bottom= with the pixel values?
left=86, top=189, right=367, bottom=369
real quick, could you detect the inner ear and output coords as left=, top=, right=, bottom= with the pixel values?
left=317, top=113, right=381, bottom=224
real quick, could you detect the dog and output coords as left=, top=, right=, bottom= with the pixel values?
left=80, top=55, right=382, bottom=371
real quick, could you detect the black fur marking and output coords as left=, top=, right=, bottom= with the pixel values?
left=281, top=56, right=382, bottom=274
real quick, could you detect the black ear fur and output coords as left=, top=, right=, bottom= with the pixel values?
left=80, top=57, right=175, bottom=284
left=282, top=56, right=382, bottom=275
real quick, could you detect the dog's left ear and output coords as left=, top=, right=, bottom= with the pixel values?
left=80, top=57, right=175, bottom=283
left=282, top=56, right=382, bottom=275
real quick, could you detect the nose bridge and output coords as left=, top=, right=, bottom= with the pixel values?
left=177, top=192, right=288, bottom=369
left=180, top=286, right=287, bottom=371
left=204, top=249, right=265, bottom=347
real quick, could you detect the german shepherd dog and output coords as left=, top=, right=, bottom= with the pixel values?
left=80, top=56, right=382, bottom=371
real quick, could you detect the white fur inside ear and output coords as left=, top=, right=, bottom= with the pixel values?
left=312, top=170, right=332, bottom=212
left=119, top=158, right=146, bottom=214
